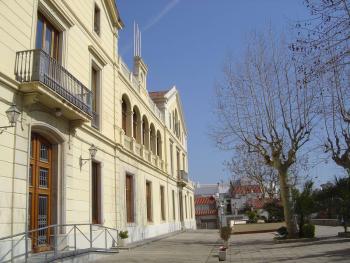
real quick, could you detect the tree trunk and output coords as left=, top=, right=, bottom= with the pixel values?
left=298, top=214, right=304, bottom=238
left=278, top=170, right=297, bottom=238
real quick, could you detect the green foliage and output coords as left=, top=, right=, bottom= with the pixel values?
left=263, top=200, right=284, bottom=222
left=293, top=180, right=315, bottom=237
left=334, top=176, right=350, bottom=232
left=314, top=175, right=350, bottom=233
left=313, top=186, right=337, bottom=219
left=301, top=224, right=315, bottom=238
left=239, top=203, right=252, bottom=214
left=246, top=210, right=258, bottom=223
left=220, top=226, right=232, bottom=241
left=119, top=230, right=128, bottom=239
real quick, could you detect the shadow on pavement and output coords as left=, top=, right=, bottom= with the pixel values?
left=261, top=236, right=350, bottom=250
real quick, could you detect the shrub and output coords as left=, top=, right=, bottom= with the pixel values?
left=301, top=224, right=315, bottom=238
left=263, top=200, right=284, bottom=222
left=119, top=230, right=129, bottom=239
left=246, top=211, right=258, bottom=223
left=220, top=226, right=232, bottom=241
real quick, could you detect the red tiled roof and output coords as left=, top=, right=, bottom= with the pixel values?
left=195, top=209, right=217, bottom=216
left=231, top=185, right=262, bottom=195
left=247, top=198, right=265, bottom=209
left=195, top=196, right=216, bottom=205
left=247, top=198, right=278, bottom=209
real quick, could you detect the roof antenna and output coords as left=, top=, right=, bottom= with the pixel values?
left=134, top=21, right=142, bottom=58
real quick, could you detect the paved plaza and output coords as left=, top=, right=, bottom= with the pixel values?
left=97, top=226, right=350, bottom=263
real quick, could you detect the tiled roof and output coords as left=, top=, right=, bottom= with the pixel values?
left=247, top=198, right=265, bottom=209
left=231, top=185, right=262, bottom=195
left=247, top=198, right=278, bottom=209
left=195, top=196, right=216, bottom=205
left=195, top=209, right=217, bottom=216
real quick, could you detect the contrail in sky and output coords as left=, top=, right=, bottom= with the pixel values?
left=143, top=0, right=180, bottom=31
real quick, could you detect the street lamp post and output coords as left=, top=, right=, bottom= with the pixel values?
left=216, top=192, right=225, bottom=228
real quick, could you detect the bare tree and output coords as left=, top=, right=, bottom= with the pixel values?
left=225, top=144, right=279, bottom=199
left=322, top=64, right=350, bottom=169
left=213, top=32, right=318, bottom=237
left=293, top=0, right=350, bottom=76
left=226, top=144, right=309, bottom=199
left=294, top=0, right=350, bottom=171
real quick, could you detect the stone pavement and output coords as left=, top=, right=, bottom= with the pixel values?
left=96, top=226, right=350, bottom=263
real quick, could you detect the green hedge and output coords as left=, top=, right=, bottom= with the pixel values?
left=301, top=224, right=315, bottom=238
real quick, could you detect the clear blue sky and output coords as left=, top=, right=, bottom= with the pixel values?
left=116, top=0, right=345, bottom=186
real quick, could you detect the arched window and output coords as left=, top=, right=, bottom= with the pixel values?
left=132, top=106, right=141, bottom=143
left=173, top=110, right=176, bottom=133
left=121, top=95, right=132, bottom=136
left=122, top=99, right=127, bottom=133
left=174, top=109, right=179, bottom=137
left=133, top=111, right=138, bottom=140
left=142, top=115, right=149, bottom=148
left=150, top=124, right=156, bottom=154
left=142, top=120, right=146, bottom=144
left=156, top=130, right=162, bottom=158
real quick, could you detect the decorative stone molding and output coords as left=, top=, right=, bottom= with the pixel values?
left=23, top=92, right=40, bottom=107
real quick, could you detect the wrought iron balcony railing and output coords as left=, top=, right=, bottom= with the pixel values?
left=178, top=170, right=189, bottom=182
left=15, top=49, right=92, bottom=117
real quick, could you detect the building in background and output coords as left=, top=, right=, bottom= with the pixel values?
left=195, top=196, right=218, bottom=229
left=230, top=181, right=264, bottom=216
left=194, top=180, right=273, bottom=228
left=194, top=183, right=232, bottom=228
left=0, top=0, right=195, bottom=260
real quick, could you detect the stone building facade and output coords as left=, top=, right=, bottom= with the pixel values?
left=0, top=0, right=195, bottom=256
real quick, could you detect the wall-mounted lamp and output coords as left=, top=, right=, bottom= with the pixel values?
left=0, top=104, right=21, bottom=134
left=79, top=144, right=98, bottom=167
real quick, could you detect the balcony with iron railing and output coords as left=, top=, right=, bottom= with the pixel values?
left=177, top=170, right=189, bottom=187
left=15, top=49, right=93, bottom=122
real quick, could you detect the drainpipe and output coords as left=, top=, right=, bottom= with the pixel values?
left=24, top=118, right=31, bottom=261
left=10, top=106, right=19, bottom=258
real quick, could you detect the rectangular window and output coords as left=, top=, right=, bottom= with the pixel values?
left=36, top=13, right=59, bottom=60
left=170, top=141, right=173, bottom=176
left=92, top=161, right=101, bottom=224
left=94, top=4, right=101, bottom=35
left=182, top=154, right=186, bottom=171
left=169, top=113, right=172, bottom=129
left=160, top=186, right=165, bottom=221
left=91, top=65, right=100, bottom=129
left=176, top=149, right=180, bottom=179
left=126, top=174, right=134, bottom=223
left=146, top=181, right=152, bottom=222
left=190, top=196, right=193, bottom=219
left=179, top=192, right=183, bottom=221
left=172, top=190, right=176, bottom=220
left=185, top=195, right=188, bottom=219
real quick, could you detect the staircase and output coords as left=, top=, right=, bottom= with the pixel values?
left=0, top=224, right=120, bottom=263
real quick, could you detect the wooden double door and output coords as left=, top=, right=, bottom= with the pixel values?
left=29, top=133, right=52, bottom=251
